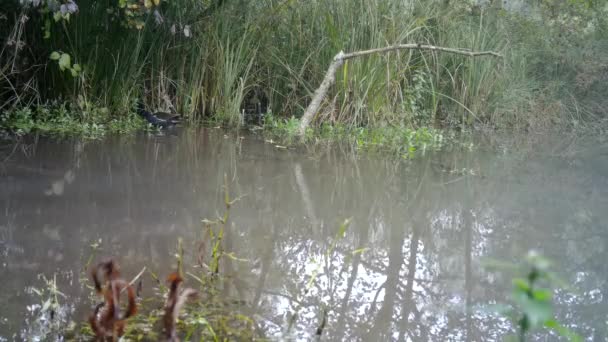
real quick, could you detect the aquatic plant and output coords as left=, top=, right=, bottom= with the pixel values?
left=484, top=251, right=581, bottom=342
left=21, top=273, right=74, bottom=341
left=263, top=113, right=445, bottom=157
left=0, top=102, right=147, bottom=138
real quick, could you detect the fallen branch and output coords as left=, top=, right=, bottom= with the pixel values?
left=297, top=44, right=503, bottom=137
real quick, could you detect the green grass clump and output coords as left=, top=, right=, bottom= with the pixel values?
left=263, top=113, right=445, bottom=158
left=0, top=103, right=147, bottom=138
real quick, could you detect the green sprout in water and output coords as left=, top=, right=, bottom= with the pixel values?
left=485, top=251, right=581, bottom=342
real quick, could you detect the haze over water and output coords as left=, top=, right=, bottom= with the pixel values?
left=1, top=128, right=607, bottom=340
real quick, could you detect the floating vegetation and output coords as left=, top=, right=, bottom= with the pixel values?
left=262, top=114, right=447, bottom=158
left=0, top=103, right=151, bottom=139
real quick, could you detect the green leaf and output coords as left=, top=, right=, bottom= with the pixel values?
left=70, top=68, right=78, bottom=77
left=324, top=13, right=341, bottom=51
left=532, top=288, right=552, bottom=302
left=49, top=51, right=61, bottom=60
left=43, top=19, right=51, bottom=39
left=512, top=278, right=530, bottom=292
left=53, top=12, right=62, bottom=22
left=58, top=53, right=71, bottom=71
left=72, top=64, right=81, bottom=72
left=544, top=319, right=558, bottom=328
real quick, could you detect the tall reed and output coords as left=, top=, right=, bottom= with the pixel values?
left=2, top=0, right=602, bottom=131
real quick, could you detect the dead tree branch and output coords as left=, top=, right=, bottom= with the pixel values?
left=297, top=44, right=503, bottom=137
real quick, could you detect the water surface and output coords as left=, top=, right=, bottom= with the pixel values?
left=1, top=129, right=607, bottom=341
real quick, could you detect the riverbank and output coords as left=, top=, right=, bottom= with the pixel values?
left=0, top=99, right=448, bottom=157
left=2, top=1, right=606, bottom=144
left=2, top=101, right=605, bottom=163
left=0, top=103, right=146, bottom=138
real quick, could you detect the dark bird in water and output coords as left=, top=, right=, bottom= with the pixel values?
left=136, top=101, right=181, bottom=128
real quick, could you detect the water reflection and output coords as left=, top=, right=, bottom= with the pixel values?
left=0, top=129, right=607, bottom=340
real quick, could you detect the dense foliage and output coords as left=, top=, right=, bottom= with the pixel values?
left=1, top=0, right=607, bottom=133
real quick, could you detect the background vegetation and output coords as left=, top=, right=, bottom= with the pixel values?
left=1, top=0, right=606, bottom=134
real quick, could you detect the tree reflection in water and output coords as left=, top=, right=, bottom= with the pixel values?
left=0, top=130, right=606, bottom=340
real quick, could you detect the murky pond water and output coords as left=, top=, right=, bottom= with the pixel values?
left=1, top=128, right=607, bottom=341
